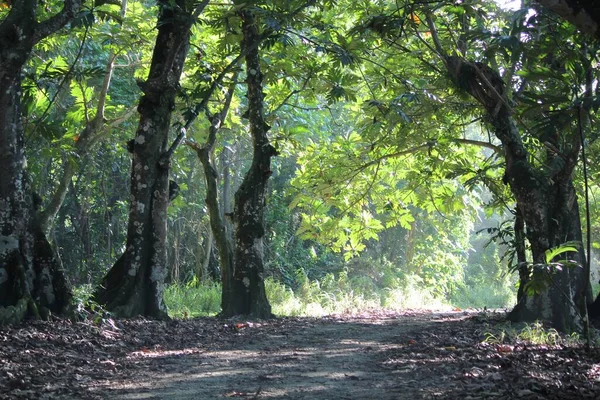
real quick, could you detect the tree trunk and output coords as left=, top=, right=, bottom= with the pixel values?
left=68, top=181, right=93, bottom=283
left=445, top=56, right=587, bottom=331
left=506, top=173, right=586, bottom=332
left=170, top=218, right=182, bottom=283
left=92, top=0, right=207, bottom=318
left=0, top=0, right=82, bottom=325
left=202, top=144, right=235, bottom=312
left=224, top=10, right=276, bottom=318
left=202, top=229, right=213, bottom=280
left=187, top=77, right=238, bottom=313
left=514, top=208, right=528, bottom=302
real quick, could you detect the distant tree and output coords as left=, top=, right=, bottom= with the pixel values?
left=37, top=0, right=135, bottom=235
left=186, top=76, right=238, bottom=316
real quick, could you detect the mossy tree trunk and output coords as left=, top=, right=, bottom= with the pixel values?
left=0, top=0, right=83, bottom=325
left=445, top=55, right=588, bottom=332
left=92, top=0, right=208, bottom=318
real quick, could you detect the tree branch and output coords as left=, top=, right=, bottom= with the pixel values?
left=33, top=0, right=84, bottom=43
left=453, top=138, right=502, bottom=153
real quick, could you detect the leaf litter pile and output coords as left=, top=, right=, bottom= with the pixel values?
left=1, top=310, right=599, bottom=399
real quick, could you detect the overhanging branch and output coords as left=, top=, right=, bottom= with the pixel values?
left=534, top=0, right=599, bottom=37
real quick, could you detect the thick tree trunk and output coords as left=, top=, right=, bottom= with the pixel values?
left=223, top=10, right=275, bottom=318
left=506, top=175, right=586, bottom=332
left=0, top=0, right=82, bottom=325
left=445, top=56, right=587, bottom=331
left=92, top=0, right=206, bottom=318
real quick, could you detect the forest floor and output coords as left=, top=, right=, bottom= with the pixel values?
left=1, top=310, right=600, bottom=399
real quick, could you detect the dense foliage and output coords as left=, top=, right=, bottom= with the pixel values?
left=2, top=0, right=600, bottom=324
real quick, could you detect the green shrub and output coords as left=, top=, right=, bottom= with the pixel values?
left=71, top=284, right=109, bottom=322
left=517, top=321, right=561, bottom=345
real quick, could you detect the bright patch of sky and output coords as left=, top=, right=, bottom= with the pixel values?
left=495, top=0, right=521, bottom=11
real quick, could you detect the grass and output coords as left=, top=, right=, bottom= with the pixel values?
left=483, top=320, right=582, bottom=346
left=162, top=270, right=475, bottom=319
left=450, top=281, right=516, bottom=310
left=76, top=269, right=516, bottom=320
left=163, top=278, right=221, bottom=318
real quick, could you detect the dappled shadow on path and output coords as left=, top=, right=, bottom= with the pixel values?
left=2, top=311, right=599, bottom=399
left=96, top=311, right=600, bottom=399
left=100, top=313, right=427, bottom=399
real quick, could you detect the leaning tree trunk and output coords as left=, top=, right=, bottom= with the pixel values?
left=445, top=55, right=587, bottom=332
left=93, top=0, right=208, bottom=318
left=187, top=77, right=238, bottom=314
left=0, top=0, right=82, bottom=325
left=222, top=10, right=275, bottom=318
left=513, top=208, right=529, bottom=302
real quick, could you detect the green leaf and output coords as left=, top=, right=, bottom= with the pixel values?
left=544, top=242, right=581, bottom=264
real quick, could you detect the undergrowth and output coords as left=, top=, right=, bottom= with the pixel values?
left=71, top=284, right=109, bottom=322
left=162, top=267, right=514, bottom=319
left=483, top=320, right=583, bottom=346
left=74, top=266, right=515, bottom=320
left=163, top=277, right=221, bottom=318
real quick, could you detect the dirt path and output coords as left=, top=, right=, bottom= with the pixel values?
left=105, top=312, right=444, bottom=399
left=2, top=310, right=599, bottom=399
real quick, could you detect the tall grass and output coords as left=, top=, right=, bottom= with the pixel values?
left=265, top=270, right=452, bottom=316
left=163, top=277, right=221, bottom=318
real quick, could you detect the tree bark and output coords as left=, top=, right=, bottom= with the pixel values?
left=0, top=0, right=83, bottom=325
left=514, top=208, right=528, bottom=302
left=224, top=10, right=276, bottom=318
left=93, top=0, right=208, bottom=318
left=202, top=229, right=213, bottom=280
